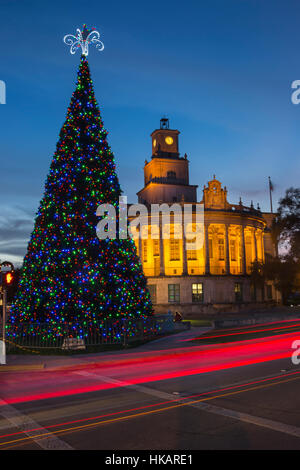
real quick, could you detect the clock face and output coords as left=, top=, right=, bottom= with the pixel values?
left=165, top=136, right=174, bottom=145
left=153, top=139, right=157, bottom=147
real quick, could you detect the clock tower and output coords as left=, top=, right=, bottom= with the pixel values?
left=151, top=117, right=180, bottom=158
left=137, top=118, right=198, bottom=205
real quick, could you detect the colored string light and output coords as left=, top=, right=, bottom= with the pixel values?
left=9, top=55, right=153, bottom=342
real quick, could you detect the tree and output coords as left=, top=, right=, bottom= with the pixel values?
left=266, top=187, right=300, bottom=302
left=274, top=187, right=300, bottom=261
left=250, top=253, right=299, bottom=305
left=250, top=260, right=265, bottom=299
left=10, top=55, right=152, bottom=333
left=255, top=254, right=298, bottom=304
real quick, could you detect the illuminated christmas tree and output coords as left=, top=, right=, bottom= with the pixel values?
left=10, top=33, right=152, bottom=333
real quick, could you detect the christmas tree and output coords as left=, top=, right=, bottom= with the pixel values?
left=10, top=50, right=153, bottom=335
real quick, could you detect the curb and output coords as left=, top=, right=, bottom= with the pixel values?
left=0, top=364, right=45, bottom=372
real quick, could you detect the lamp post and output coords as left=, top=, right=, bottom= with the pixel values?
left=1, top=261, right=14, bottom=365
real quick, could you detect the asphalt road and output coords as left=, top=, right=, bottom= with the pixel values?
left=1, top=321, right=300, bottom=450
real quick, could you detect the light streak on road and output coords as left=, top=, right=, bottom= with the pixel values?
left=187, top=322, right=300, bottom=341
left=1, top=371, right=300, bottom=449
left=0, top=369, right=300, bottom=441
left=0, top=331, right=299, bottom=406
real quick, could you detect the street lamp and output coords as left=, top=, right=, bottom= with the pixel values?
left=0, top=261, right=15, bottom=365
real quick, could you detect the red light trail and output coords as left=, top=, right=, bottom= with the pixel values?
left=182, top=320, right=300, bottom=342
left=0, top=369, right=300, bottom=442
left=1, top=331, right=299, bottom=406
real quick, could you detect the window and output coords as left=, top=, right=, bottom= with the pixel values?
left=209, top=238, right=213, bottom=258
left=148, top=285, right=157, bottom=304
left=143, top=240, right=148, bottom=262
left=187, top=250, right=197, bottom=260
left=168, top=284, right=180, bottom=303
left=153, top=239, right=159, bottom=256
left=192, top=283, right=204, bottom=303
left=218, top=238, right=225, bottom=260
left=170, top=239, right=180, bottom=261
left=267, top=285, right=272, bottom=300
left=167, top=171, right=176, bottom=179
left=230, top=239, right=236, bottom=261
left=234, top=282, right=243, bottom=302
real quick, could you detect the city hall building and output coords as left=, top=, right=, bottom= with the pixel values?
left=131, top=118, right=279, bottom=315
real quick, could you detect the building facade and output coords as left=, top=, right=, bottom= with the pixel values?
left=132, top=119, right=279, bottom=315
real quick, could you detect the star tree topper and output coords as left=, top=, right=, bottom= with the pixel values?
left=63, top=24, right=104, bottom=56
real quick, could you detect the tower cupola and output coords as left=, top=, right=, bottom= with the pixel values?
left=151, top=117, right=180, bottom=158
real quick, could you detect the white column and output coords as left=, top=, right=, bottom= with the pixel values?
left=159, top=218, right=165, bottom=276
left=254, top=228, right=258, bottom=261
left=205, top=224, right=210, bottom=275
left=241, top=226, right=246, bottom=275
left=225, top=225, right=230, bottom=274
left=182, top=220, right=188, bottom=275
left=261, top=232, right=265, bottom=263
left=138, top=231, right=142, bottom=266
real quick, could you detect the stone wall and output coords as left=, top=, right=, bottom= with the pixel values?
left=147, top=275, right=280, bottom=316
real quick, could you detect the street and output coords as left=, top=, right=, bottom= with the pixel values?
left=0, top=321, right=300, bottom=450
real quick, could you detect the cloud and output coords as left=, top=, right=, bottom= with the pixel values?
left=0, top=206, right=34, bottom=265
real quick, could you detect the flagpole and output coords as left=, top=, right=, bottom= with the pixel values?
left=268, top=176, right=273, bottom=213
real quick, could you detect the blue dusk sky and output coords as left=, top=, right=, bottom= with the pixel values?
left=0, top=0, right=300, bottom=265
